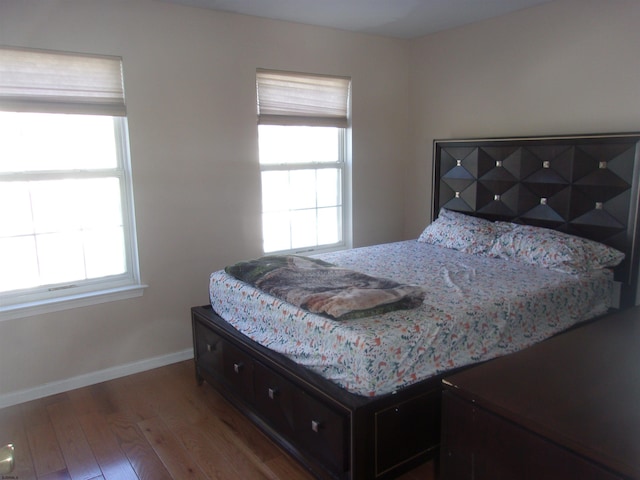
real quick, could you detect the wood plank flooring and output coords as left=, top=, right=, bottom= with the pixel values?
left=0, top=360, right=437, bottom=480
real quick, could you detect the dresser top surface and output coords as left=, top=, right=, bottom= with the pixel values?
left=444, top=307, right=640, bottom=479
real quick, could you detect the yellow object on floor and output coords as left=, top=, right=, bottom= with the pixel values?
left=0, top=444, right=14, bottom=474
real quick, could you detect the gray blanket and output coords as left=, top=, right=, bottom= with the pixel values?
left=225, top=255, right=425, bottom=320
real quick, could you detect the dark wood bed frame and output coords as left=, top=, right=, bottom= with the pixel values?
left=192, top=133, right=640, bottom=479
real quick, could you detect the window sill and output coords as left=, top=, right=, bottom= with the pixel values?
left=0, top=284, right=148, bottom=322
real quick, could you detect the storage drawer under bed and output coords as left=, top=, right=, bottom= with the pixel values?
left=192, top=305, right=443, bottom=480
left=193, top=308, right=350, bottom=478
left=194, top=318, right=253, bottom=395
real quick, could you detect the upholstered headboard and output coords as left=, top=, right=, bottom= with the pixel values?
left=433, top=133, right=640, bottom=308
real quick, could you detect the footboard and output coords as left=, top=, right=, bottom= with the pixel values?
left=191, top=305, right=443, bottom=480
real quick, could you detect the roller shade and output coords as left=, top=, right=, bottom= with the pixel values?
left=0, top=46, right=126, bottom=116
left=257, top=69, right=350, bottom=127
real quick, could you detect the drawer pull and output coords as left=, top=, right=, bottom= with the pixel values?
left=268, top=387, right=278, bottom=400
left=311, top=420, right=321, bottom=433
left=206, top=343, right=214, bottom=352
left=233, top=362, right=244, bottom=374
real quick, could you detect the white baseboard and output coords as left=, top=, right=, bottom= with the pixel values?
left=0, top=348, right=194, bottom=409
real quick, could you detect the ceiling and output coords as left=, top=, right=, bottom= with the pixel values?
left=162, top=0, right=553, bottom=39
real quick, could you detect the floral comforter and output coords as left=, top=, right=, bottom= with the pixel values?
left=209, top=240, right=613, bottom=397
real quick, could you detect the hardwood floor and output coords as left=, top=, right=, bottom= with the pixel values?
left=0, top=360, right=437, bottom=480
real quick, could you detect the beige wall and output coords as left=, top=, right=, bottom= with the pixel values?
left=406, top=0, right=640, bottom=237
left=0, top=0, right=409, bottom=399
left=1, top=0, right=639, bottom=402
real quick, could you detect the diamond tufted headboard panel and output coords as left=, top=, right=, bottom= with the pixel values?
left=433, top=133, right=640, bottom=308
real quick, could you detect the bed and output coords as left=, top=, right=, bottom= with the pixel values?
left=192, top=133, right=640, bottom=480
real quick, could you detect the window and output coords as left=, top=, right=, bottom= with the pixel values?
left=0, top=47, right=143, bottom=319
left=256, top=69, right=351, bottom=254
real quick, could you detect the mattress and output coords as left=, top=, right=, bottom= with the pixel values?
left=209, top=240, right=614, bottom=397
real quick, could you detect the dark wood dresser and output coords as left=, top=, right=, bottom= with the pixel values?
left=441, top=306, right=640, bottom=480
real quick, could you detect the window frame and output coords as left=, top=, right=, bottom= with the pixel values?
left=259, top=126, right=349, bottom=255
left=0, top=114, right=144, bottom=321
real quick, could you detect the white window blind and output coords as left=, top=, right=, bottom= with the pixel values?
left=256, top=69, right=350, bottom=127
left=0, top=46, right=125, bottom=116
